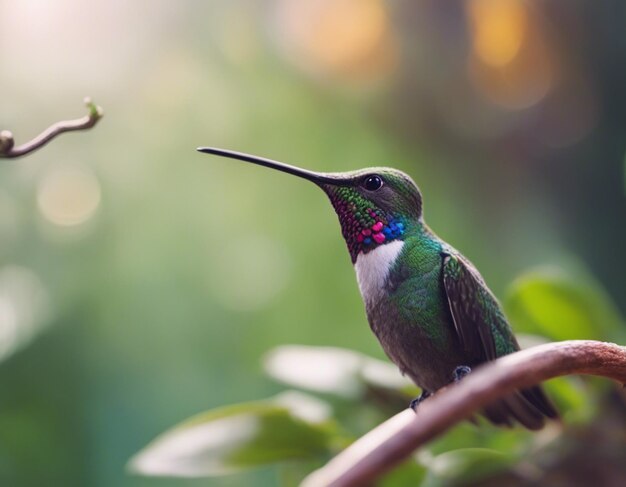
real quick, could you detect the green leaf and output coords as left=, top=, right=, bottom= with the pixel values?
left=420, top=448, right=516, bottom=487
left=263, top=345, right=417, bottom=400
left=128, top=391, right=337, bottom=478
left=543, top=376, right=599, bottom=424
left=505, top=266, right=625, bottom=342
left=425, top=420, right=532, bottom=458
left=380, top=458, right=426, bottom=487
left=516, top=334, right=599, bottom=423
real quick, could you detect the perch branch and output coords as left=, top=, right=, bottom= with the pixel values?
left=301, top=340, right=626, bottom=487
left=0, top=97, right=103, bottom=158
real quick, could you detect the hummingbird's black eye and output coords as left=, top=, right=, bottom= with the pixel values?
left=363, top=175, right=383, bottom=191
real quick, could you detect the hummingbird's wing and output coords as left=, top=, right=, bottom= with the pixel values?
left=441, top=252, right=512, bottom=362
left=442, top=252, right=559, bottom=429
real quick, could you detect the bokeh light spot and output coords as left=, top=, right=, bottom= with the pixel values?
left=467, top=0, right=528, bottom=67
left=466, top=0, right=554, bottom=110
left=273, top=0, right=397, bottom=84
left=37, top=163, right=101, bottom=227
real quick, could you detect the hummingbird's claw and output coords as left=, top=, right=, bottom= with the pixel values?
left=409, top=389, right=432, bottom=411
left=453, top=365, right=472, bottom=382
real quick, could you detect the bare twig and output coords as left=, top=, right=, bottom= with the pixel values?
left=301, top=340, right=626, bottom=487
left=0, top=97, right=103, bottom=159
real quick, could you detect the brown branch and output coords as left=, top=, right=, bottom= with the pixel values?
left=301, top=340, right=626, bottom=487
left=0, top=97, right=103, bottom=159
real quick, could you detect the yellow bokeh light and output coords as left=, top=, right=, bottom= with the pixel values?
left=37, top=164, right=101, bottom=227
left=274, top=0, right=397, bottom=83
left=467, top=0, right=528, bottom=67
left=308, top=0, right=386, bottom=70
left=466, top=0, right=555, bottom=110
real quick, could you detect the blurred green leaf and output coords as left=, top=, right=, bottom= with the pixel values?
left=128, top=391, right=338, bottom=478
left=425, top=420, right=532, bottom=459
left=543, top=376, right=598, bottom=425
left=517, top=334, right=600, bottom=423
left=380, top=458, right=426, bottom=487
left=263, top=345, right=417, bottom=400
left=505, top=267, right=625, bottom=342
left=420, top=448, right=516, bottom=487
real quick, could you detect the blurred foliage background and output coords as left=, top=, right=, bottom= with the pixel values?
left=1, top=1, right=625, bottom=486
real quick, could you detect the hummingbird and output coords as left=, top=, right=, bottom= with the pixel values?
left=198, top=147, right=558, bottom=429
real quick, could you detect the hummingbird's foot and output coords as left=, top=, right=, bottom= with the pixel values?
left=453, top=365, right=472, bottom=382
left=409, top=390, right=432, bottom=411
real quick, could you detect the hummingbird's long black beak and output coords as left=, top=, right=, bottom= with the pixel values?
left=197, top=147, right=342, bottom=186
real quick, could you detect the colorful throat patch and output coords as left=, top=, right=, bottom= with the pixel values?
left=327, top=187, right=405, bottom=262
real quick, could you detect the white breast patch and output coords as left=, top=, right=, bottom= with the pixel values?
left=354, top=240, right=404, bottom=304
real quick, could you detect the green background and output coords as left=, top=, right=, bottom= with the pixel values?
left=1, top=1, right=625, bottom=486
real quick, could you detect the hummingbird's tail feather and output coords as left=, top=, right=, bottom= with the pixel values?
left=482, top=385, right=559, bottom=430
